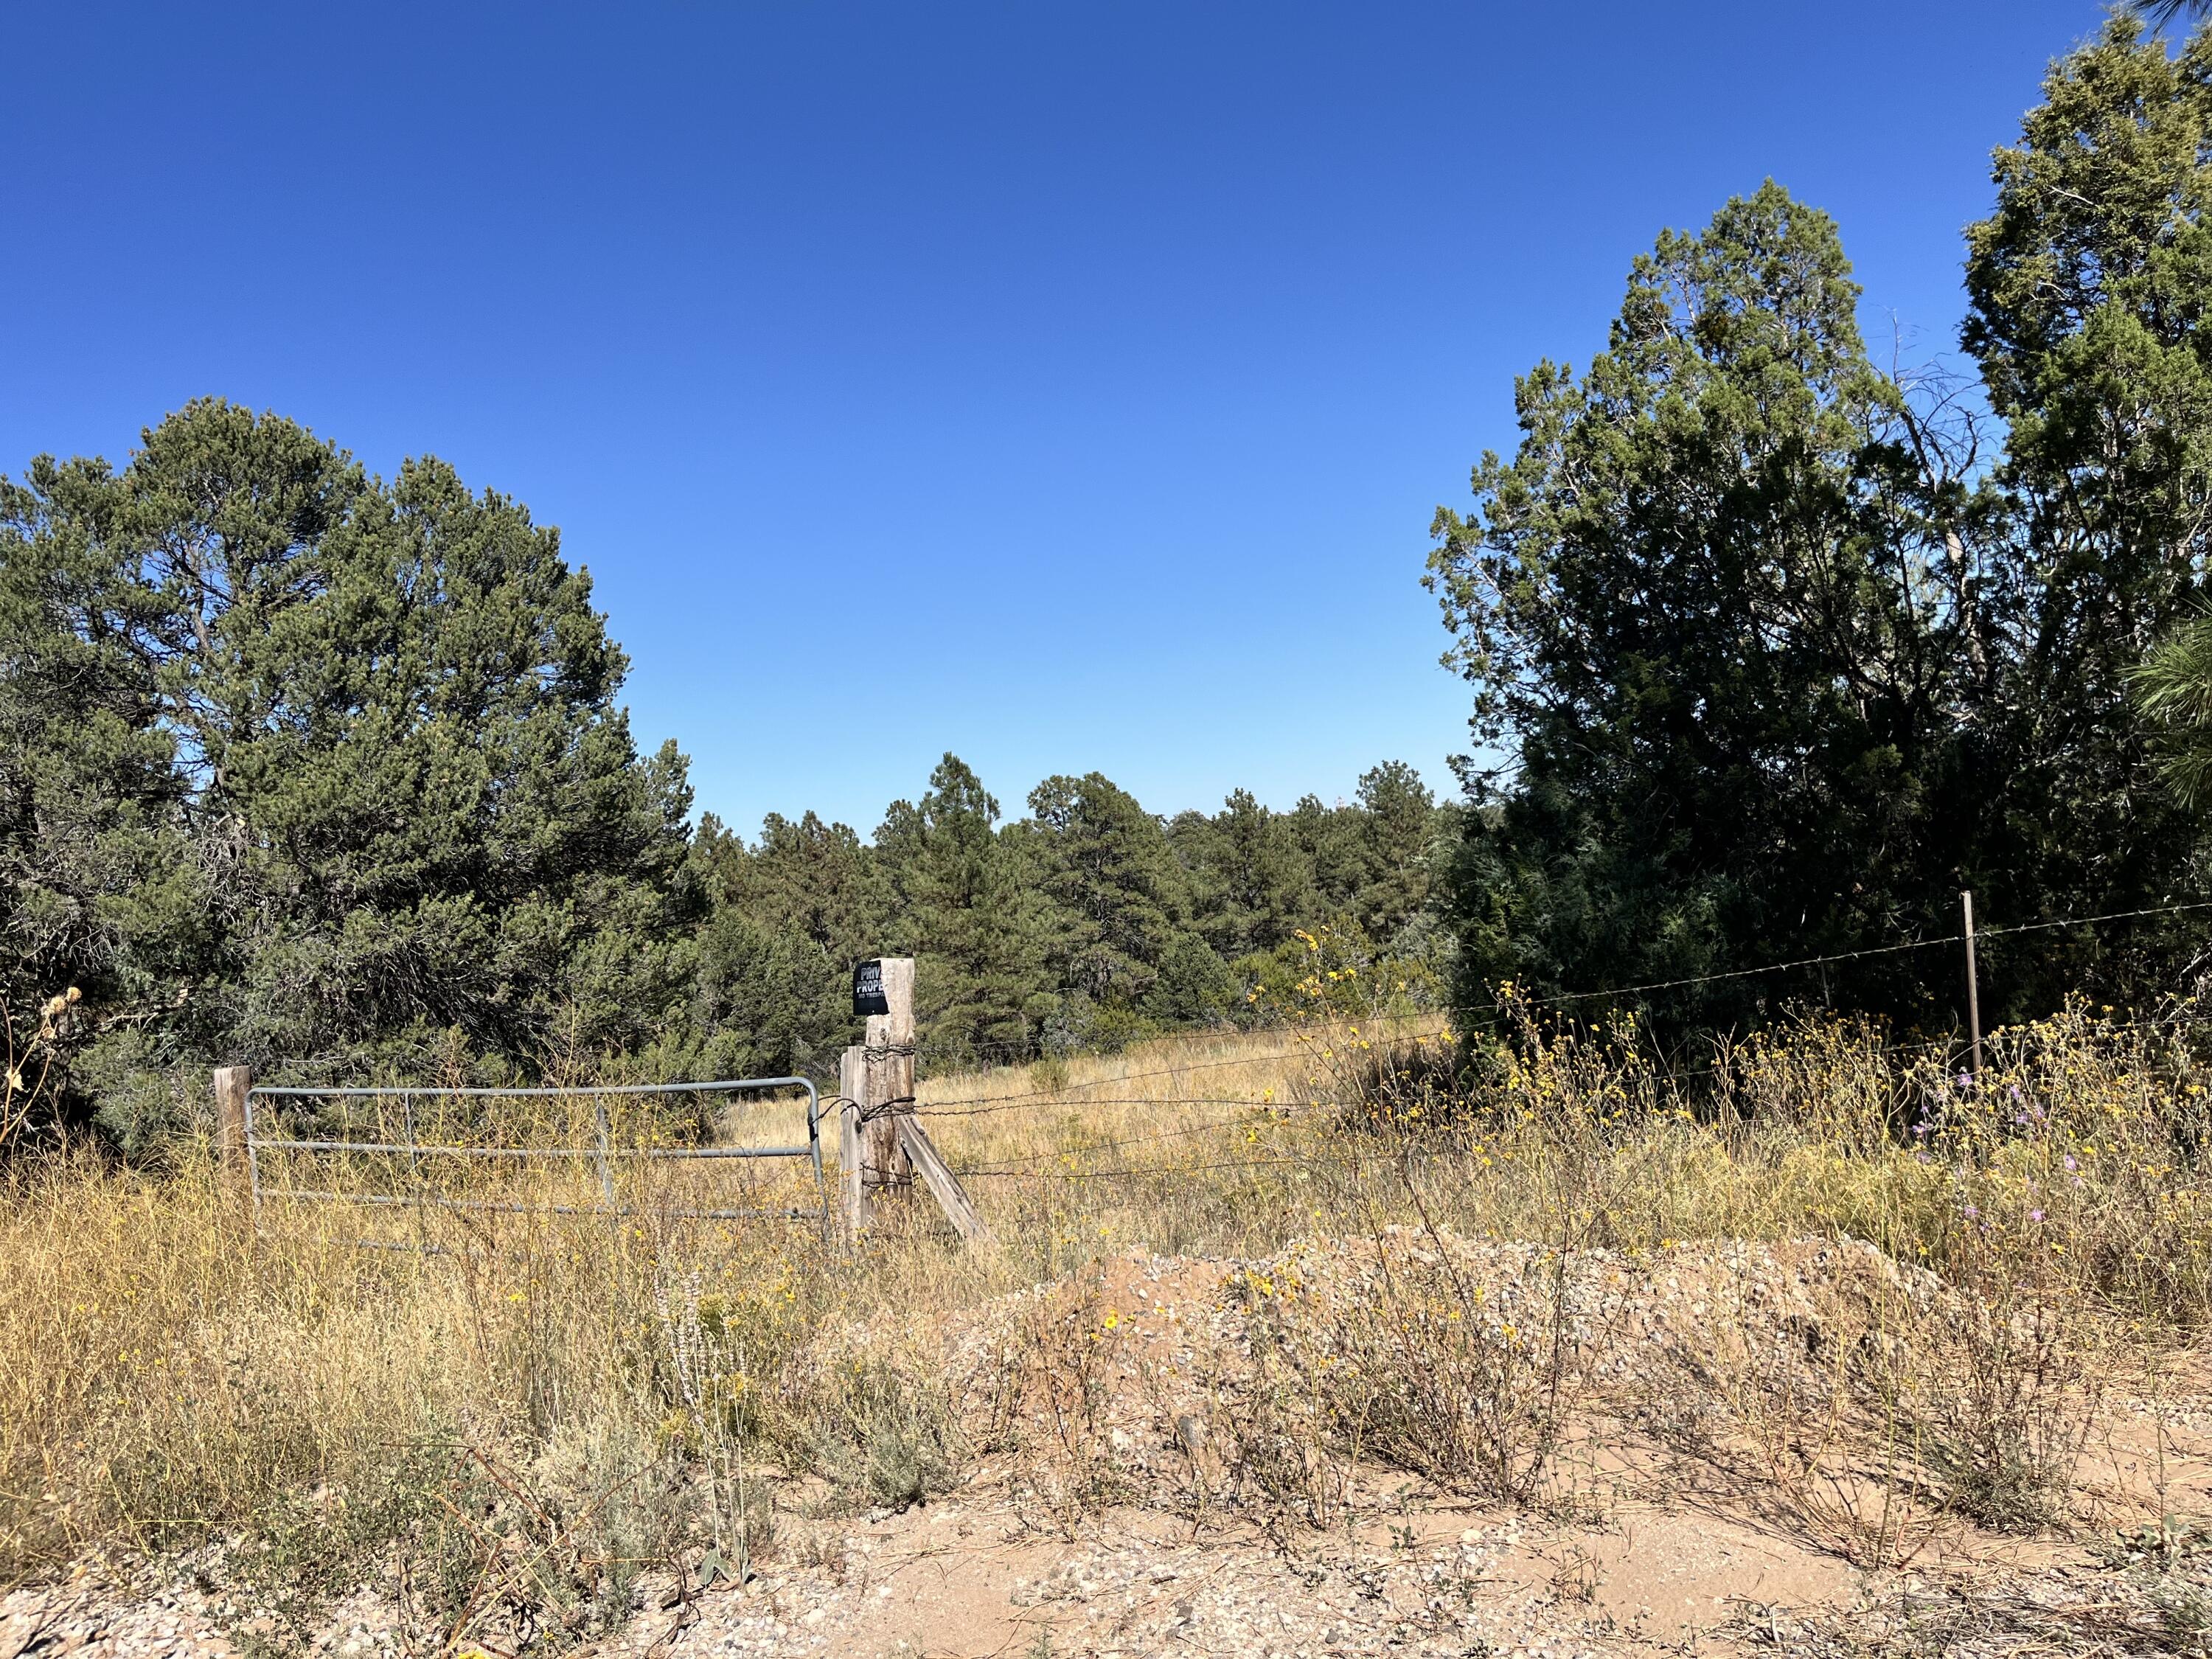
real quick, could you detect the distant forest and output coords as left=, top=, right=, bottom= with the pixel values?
left=694, top=754, right=1453, bottom=1076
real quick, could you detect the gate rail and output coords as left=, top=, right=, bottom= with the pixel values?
left=244, top=1076, right=827, bottom=1236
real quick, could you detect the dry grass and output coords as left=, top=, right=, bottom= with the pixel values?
left=5, top=985, right=2212, bottom=1648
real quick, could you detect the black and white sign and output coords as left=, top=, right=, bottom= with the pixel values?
left=852, top=959, right=889, bottom=1017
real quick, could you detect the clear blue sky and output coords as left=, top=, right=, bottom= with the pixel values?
left=0, top=0, right=2096, bottom=835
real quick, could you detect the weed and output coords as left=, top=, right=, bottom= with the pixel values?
left=784, top=1348, right=958, bottom=1512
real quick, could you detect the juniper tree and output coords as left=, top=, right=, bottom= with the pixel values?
left=1966, top=18, right=2212, bottom=1001
left=1426, top=184, right=1992, bottom=1032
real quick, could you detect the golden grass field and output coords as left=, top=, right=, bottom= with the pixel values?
left=7, top=992, right=2212, bottom=1650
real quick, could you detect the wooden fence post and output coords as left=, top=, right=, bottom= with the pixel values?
left=213, top=1065, right=254, bottom=1206
left=900, top=1113, right=991, bottom=1242
left=844, top=955, right=990, bottom=1242
left=863, top=956, right=917, bottom=1199
left=838, top=1043, right=866, bottom=1243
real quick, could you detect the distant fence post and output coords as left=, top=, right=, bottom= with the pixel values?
left=213, top=1065, right=254, bottom=1207
left=1962, top=889, right=1984, bottom=1078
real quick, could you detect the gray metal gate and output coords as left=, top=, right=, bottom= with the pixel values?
left=244, top=1076, right=827, bottom=1236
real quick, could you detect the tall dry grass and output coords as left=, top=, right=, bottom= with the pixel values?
left=4, top=984, right=2211, bottom=1641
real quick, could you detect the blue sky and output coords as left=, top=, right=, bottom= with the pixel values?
left=1, top=0, right=2097, bottom=835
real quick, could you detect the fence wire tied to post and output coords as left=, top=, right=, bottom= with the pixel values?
left=855, top=1040, right=918, bottom=1122
left=242, top=1075, right=830, bottom=1245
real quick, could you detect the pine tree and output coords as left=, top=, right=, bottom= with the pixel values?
left=689, top=809, right=891, bottom=1074
left=1350, top=762, right=1439, bottom=949
left=1290, top=793, right=1367, bottom=922
left=1024, top=772, right=1193, bottom=1012
left=1180, top=789, right=1314, bottom=961
left=877, top=755, right=1057, bottom=1060
left=1, top=400, right=698, bottom=1114
left=0, top=452, right=217, bottom=1142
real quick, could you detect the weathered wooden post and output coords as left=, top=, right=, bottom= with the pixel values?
left=213, top=1065, right=254, bottom=1207
left=863, top=956, right=917, bottom=1199
left=843, top=956, right=990, bottom=1242
left=838, top=1042, right=866, bottom=1243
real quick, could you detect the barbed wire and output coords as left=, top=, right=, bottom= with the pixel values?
left=922, top=1093, right=1290, bottom=1120
left=254, top=897, right=2212, bottom=1233
left=1978, top=899, right=2212, bottom=940
left=917, top=1044, right=1336, bottom=1114
left=1472, top=899, right=2212, bottom=1015
left=958, top=1152, right=1335, bottom=1183
left=939, top=1010, right=2212, bottom=1186
left=910, top=1013, right=1329, bottom=1068
left=909, top=894, right=2212, bottom=1115
left=947, top=1105, right=1339, bottom=1175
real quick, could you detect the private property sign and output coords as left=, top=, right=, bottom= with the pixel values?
left=852, top=959, right=890, bottom=1018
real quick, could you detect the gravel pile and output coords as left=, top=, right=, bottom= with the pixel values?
left=938, top=1231, right=1958, bottom=1522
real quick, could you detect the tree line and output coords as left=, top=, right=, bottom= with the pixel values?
left=1426, top=18, right=2212, bottom=1043
left=0, top=410, right=1448, bottom=1149
left=690, top=756, right=1449, bottom=1080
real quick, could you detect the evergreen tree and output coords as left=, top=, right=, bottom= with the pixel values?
left=1165, top=807, right=1230, bottom=945
left=720, top=812, right=891, bottom=964
left=1289, top=793, right=1367, bottom=920
left=1350, top=761, right=1440, bottom=949
left=1427, top=184, right=1988, bottom=1032
left=2135, top=620, right=2212, bottom=807
left=1, top=401, right=698, bottom=1115
left=1180, top=789, right=1314, bottom=961
left=689, top=809, right=891, bottom=1074
left=682, top=908, right=822, bottom=1079
left=1143, top=932, right=1238, bottom=1026
left=1023, top=772, right=1193, bottom=1014
left=877, top=754, right=1057, bottom=1060
left=0, top=453, right=217, bottom=1141
left=0, top=404, right=1488, bottom=1140
left=1964, top=17, right=2212, bottom=1004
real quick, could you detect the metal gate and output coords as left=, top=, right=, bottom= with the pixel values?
left=243, top=1076, right=827, bottom=1238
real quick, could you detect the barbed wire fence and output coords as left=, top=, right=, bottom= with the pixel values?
left=902, top=893, right=2212, bottom=1191
left=209, top=894, right=2212, bottom=1248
